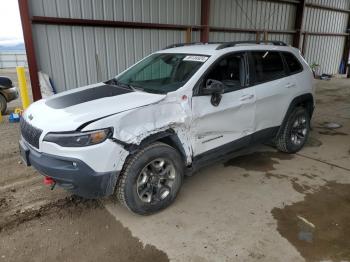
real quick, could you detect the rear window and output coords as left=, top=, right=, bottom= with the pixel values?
left=282, top=52, right=303, bottom=74
left=251, top=51, right=286, bottom=84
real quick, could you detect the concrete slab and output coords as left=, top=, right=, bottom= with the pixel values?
left=104, top=78, right=350, bottom=261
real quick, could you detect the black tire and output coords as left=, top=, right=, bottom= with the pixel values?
left=116, top=142, right=184, bottom=215
left=0, top=94, right=7, bottom=115
left=275, top=107, right=310, bottom=153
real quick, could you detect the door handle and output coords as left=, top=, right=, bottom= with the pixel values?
left=285, top=83, right=296, bottom=88
left=240, top=94, right=254, bottom=101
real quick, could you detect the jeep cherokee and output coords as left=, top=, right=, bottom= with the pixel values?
left=19, top=41, right=314, bottom=215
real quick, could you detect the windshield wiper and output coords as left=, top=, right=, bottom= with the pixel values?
left=107, top=79, right=138, bottom=91
left=128, top=83, right=145, bottom=92
left=141, top=88, right=165, bottom=94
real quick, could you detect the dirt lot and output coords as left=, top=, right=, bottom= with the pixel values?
left=0, top=71, right=168, bottom=262
left=0, top=71, right=350, bottom=261
left=0, top=197, right=167, bottom=262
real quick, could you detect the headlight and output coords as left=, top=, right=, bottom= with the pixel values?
left=43, top=128, right=113, bottom=147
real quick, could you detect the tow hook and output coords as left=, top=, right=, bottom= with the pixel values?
left=44, top=177, right=56, bottom=190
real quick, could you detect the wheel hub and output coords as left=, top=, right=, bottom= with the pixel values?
left=150, top=175, right=160, bottom=185
left=136, top=158, right=176, bottom=204
left=291, top=115, right=307, bottom=145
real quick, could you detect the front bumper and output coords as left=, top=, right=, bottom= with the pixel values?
left=19, top=140, right=119, bottom=199
left=2, top=86, right=19, bottom=102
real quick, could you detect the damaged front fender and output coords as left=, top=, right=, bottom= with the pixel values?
left=83, top=96, right=194, bottom=169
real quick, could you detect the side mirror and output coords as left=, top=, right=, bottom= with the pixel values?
left=202, top=79, right=225, bottom=95
left=202, top=79, right=224, bottom=106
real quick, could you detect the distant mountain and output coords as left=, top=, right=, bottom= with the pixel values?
left=0, top=43, right=25, bottom=51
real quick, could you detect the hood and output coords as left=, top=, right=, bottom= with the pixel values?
left=23, top=83, right=166, bottom=132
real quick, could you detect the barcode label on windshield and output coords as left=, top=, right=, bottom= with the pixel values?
left=183, top=56, right=208, bottom=63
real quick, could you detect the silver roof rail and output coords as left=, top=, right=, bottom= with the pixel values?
left=163, top=42, right=206, bottom=50
left=216, top=40, right=288, bottom=50
left=162, top=40, right=288, bottom=50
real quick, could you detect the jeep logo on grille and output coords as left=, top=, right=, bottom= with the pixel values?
left=28, top=114, right=33, bottom=121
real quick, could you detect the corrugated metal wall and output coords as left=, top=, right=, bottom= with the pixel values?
left=208, top=0, right=349, bottom=75
left=303, top=0, right=349, bottom=74
left=28, top=0, right=201, bottom=92
left=209, top=0, right=296, bottom=44
left=28, top=0, right=349, bottom=92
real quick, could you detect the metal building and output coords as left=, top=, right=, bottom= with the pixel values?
left=18, top=0, right=350, bottom=100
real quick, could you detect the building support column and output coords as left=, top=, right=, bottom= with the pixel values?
left=186, top=27, right=192, bottom=43
left=301, top=33, right=308, bottom=55
left=18, top=0, right=41, bottom=101
left=293, top=0, right=306, bottom=49
left=342, top=16, right=350, bottom=77
left=200, top=0, right=210, bottom=42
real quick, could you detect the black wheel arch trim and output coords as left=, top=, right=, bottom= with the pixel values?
left=112, top=129, right=188, bottom=163
left=277, top=93, right=314, bottom=137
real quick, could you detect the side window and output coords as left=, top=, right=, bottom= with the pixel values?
left=282, top=52, right=303, bottom=74
left=204, top=52, right=245, bottom=92
left=251, top=51, right=286, bottom=84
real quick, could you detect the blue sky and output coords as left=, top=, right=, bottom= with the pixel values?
left=0, top=0, right=23, bottom=45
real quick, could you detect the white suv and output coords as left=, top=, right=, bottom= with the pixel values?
left=19, top=41, right=314, bottom=214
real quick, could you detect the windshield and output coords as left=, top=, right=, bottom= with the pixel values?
left=116, top=53, right=209, bottom=94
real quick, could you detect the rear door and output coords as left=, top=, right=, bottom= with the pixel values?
left=191, top=52, right=256, bottom=156
left=281, top=51, right=307, bottom=95
left=249, top=50, right=290, bottom=134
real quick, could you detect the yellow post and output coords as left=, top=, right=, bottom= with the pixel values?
left=0, top=111, right=2, bottom=123
left=16, top=66, right=30, bottom=110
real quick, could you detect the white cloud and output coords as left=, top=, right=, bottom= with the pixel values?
left=0, top=0, right=24, bottom=45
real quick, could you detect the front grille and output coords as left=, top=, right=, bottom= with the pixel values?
left=20, top=118, right=43, bottom=149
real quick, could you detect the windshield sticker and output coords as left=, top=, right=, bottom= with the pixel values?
left=183, top=55, right=208, bottom=63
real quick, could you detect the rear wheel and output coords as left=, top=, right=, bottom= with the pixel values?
left=275, top=107, right=310, bottom=153
left=0, top=94, right=7, bottom=115
left=116, top=142, right=184, bottom=215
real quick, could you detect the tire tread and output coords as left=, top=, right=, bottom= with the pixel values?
left=116, top=142, right=176, bottom=212
left=275, top=107, right=309, bottom=153
left=0, top=94, right=7, bottom=115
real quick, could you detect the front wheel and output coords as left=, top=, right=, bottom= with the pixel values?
left=0, top=94, right=7, bottom=115
left=275, top=107, right=310, bottom=153
left=116, top=142, right=184, bottom=215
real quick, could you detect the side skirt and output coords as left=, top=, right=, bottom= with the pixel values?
left=188, top=126, right=279, bottom=174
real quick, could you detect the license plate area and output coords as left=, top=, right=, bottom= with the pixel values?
left=19, top=141, right=31, bottom=166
